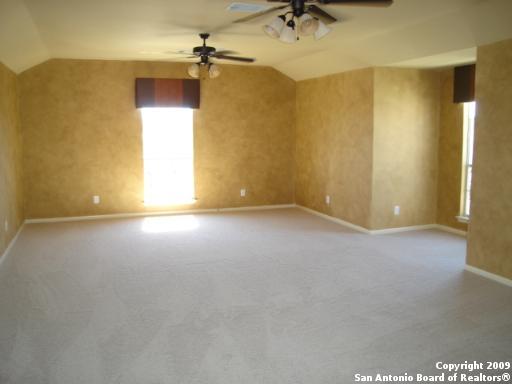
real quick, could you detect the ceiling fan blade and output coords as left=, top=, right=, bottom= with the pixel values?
left=232, top=5, right=289, bottom=23
left=307, top=5, right=338, bottom=24
left=317, top=0, right=393, bottom=6
left=166, top=50, right=197, bottom=56
left=213, top=50, right=238, bottom=56
left=213, top=54, right=256, bottom=63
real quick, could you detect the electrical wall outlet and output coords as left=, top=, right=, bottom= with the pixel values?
left=93, top=195, right=101, bottom=204
left=4, top=220, right=8, bottom=232
left=325, top=195, right=331, bottom=205
left=394, top=205, right=400, bottom=216
left=240, top=188, right=246, bottom=197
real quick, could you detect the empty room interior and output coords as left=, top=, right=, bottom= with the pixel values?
left=1, top=0, right=512, bottom=383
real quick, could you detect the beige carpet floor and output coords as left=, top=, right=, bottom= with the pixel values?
left=0, top=208, right=511, bottom=383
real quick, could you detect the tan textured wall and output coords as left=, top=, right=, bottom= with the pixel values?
left=0, top=62, right=24, bottom=255
left=436, top=70, right=468, bottom=231
left=19, top=59, right=296, bottom=219
left=467, top=39, right=512, bottom=280
left=295, top=68, right=374, bottom=228
left=371, top=68, right=440, bottom=229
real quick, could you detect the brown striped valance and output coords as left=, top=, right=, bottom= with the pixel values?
left=135, top=78, right=200, bottom=109
left=453, top=64, right=475, bottom=103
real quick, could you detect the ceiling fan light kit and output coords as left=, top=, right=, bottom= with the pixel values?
left=233, top=0, right=393, bottom=44
left=187, top=62, right=223, bottom=79
left=263, top=12, right=328, bottom=43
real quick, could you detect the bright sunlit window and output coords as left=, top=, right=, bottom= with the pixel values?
left=141, top=108, right=194, bottom=206
left=460, top=101, right=476, bottom=219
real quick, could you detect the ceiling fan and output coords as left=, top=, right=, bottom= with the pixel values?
left=172, top=33, right=256, bottom=78
left=233, top=0, right=393, bottom=43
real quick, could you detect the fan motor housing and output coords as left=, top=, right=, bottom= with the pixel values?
left=193, top=46, right=216, bottom=56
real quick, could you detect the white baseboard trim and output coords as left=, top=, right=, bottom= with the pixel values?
left=434, top=224, right=467, bottom=237
left=25, top=209, right=217, bottom=224
left=297, top=205, right=468, bottom=237
left=296, top=205, right=371, bottom=234
left=465, top=265, right=512, bottom=287
left=0, top=223, right=24, bottom=268
left=24, top=204, right=297, bottom=224
left=371, top=224, right=467, bottom=236
left=219, top=204, right=296, bottom=212
left=370, top=224, right=438, bottom=235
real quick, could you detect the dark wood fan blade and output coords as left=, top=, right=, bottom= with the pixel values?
left=213, top=50, right=238, bottom=56
left=317, top=0, right=393, bottom=6
left=166, top=51, right=197, bottom=56
left=232, top=5, right=289, bottom=23
left=167, top=55, right=198, bottom=59
left=307, top=5, right=338, bottom=24
left=213, top=54, right=255, bottom=63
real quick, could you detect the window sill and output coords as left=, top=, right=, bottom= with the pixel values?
left=456, top=215, right=469, bottom=223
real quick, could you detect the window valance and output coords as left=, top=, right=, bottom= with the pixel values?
left=453, top=64, right=475, bottom=103
left=135, top=78, right=200, bottom=109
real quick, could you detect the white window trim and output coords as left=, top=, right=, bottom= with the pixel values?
left=458, top=101, right=476, bottom=221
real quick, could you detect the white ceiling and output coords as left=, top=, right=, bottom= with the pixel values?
left=1, top=0, right=512, bottom=80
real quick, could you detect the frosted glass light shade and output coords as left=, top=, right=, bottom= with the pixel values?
left=263, top=16, right=285, bottom=39
left=299, top=14, right=319, bottom=36
left=314, top=19, right=331, bottom=40
left=187, top=63, right=200, bottom=78
left=208, top=64, right=221, bottom=79
left=279, top=25, right=297, bottom=44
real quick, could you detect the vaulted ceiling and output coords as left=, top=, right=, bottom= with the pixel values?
left=1, top=0, right=512, bottom=80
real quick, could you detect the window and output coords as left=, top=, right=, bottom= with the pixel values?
left=141, top=108, right=195, bottom=206
left=460, top=101, right=476, bottom=219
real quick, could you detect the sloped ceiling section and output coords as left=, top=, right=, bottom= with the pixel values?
left=0, top=0, right=49, bottom=73
left=0, top=0, right=512, bottom=79
left=275, top=0, right=512, bottom=79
